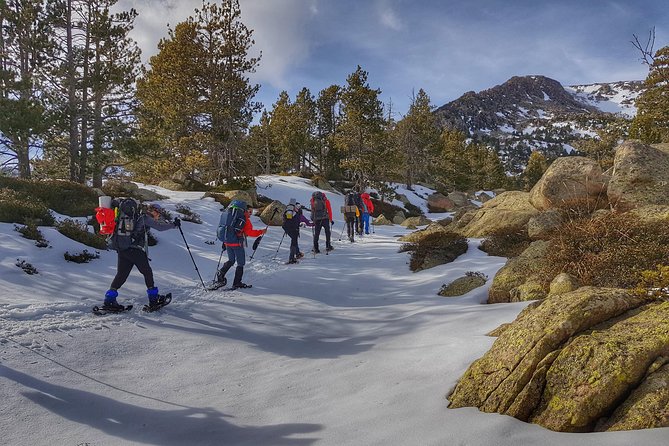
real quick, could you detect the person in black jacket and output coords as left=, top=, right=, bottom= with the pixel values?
left=282, top=199, right=313, bottom=263
left=103, top=202, right=179, bottom=310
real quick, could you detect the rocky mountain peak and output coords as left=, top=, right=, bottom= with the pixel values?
left=433, top=75, right=642, bottom=175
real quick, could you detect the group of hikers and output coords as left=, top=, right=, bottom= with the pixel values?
left=97, top=189, right=375, bottom=311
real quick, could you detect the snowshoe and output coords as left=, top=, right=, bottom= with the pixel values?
left=207, top=277, right=227, bottom=291
left=142, top=293, right=172, bottom=312
left=286, top=259, right=299, bottom=265
left=296, top=252, right=305, bottom=259
left=92, top=303, right=133, bottom=315
left=232, top=283, right=252, bottom=289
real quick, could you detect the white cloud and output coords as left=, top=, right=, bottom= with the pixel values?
left=379, top=8, right=402, bottom=31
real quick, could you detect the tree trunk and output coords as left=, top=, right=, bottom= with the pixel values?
left=66, top=0, right=79, bottom=182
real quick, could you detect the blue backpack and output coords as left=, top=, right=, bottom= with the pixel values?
left=217, top=200, right=246, bottom=242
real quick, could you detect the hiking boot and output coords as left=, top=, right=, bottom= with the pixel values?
left=313, top=248, right=321, bottom=254
left=147, top=286, right=159, bottom=305
left=326, top=245, right=334, bottom=252
left=103, top=289, right=119, bottom=307
left=286, top=259, right=298, bottom=264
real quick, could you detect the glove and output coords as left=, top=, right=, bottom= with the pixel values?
left=331, top=220, right=334, bottom=227
left=222, top=243, right=227, bottom=251
left=173, top=217, right=181, bottom=228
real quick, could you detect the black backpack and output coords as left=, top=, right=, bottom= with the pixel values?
left=346, top=192, right=357, bottom=206
left=110, top=198, right=145, bottom=251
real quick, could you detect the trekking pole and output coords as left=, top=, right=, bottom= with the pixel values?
left=176, top=224, right=206, bottom=289
left=213, top=244, right=225, bottom=281
left=337, top=222, right=346, bottom=241
left=272, top=231, right=287, bottom=260
left=311, top=226, right=316, bottom=258
left=250, top=208, right=278, bottom=261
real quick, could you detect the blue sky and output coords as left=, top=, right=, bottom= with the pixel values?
left=119, top=0, right=668, bottom=119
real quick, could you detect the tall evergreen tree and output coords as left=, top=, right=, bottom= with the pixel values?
left=630, top=45, right=669, bottom=143
left=394, top=89, right=439, bottom=188
left=315, top=84, right=340, bottom=177
left=136, top=0, right=260, bottom=183
left=39, top=0, right=141, bottom=184
left=0, top=0, right=52, bottom=178
left=523, top=150, right=548, bottom=191
left=336, top=66, right=387, bottom=189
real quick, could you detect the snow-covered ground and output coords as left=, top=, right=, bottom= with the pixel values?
left=1, top=175, right=667, bottom=445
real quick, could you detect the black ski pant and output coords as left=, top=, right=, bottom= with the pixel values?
left=286, top=229, right=299, bottom=261
left=313, top=218, right=332, bottom=250
left=345, top=214, right=356, bottom=240
left=110, top=248, right=154, bottom=290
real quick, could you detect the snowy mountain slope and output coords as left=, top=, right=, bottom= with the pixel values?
left=2, top=176, right=668, bottom=445
left=434, top=75, right=643, bottom=175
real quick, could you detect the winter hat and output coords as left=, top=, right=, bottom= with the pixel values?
left=148, top=203, right=162, bottom=211
left=289, top=198, right=297, bottom=205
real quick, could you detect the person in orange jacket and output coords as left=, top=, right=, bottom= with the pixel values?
left=310, top=191, right=334, bottom=253
left=360, top=192, right=375, bottom=234
left=215, top=205, right=266, bottom=289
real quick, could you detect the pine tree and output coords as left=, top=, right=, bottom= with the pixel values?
left=336, top=66, right=387, bottom=189
left=523, top=150, right=548, bottom=191
left=630, top=45, right=669, bottom=143
left=38, top=0, right=141, bottom=184
left=394, top=89, right=440, bottom=188
left=437, top=129, right=469, bottom=191
left=315, top=84, right=340, bottom=177
left=136, top=0, right=260, bottom=183
left=0, top=0, right=52, bottom=178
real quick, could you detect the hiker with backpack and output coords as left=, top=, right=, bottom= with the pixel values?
left=353, top=192, right=366, bottom=236
left=282, top=199, right=314, bottom=264
left=102, top=201, right=179, bottom=311
left=310, top=191, right=334, bottom=253
left=360, top=192, right=375, bottom=235
left=343, top=191, right=359, bottom=243
left=213, top=200, right=266, bottom=289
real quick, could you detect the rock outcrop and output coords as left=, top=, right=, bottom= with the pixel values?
left=608, top=141, right=669, bottom=211
left=449, top=287, right=660, bottom=432
left=529, top=156, right=607, bottom=211
left=458, top=191, right=538, bottom=238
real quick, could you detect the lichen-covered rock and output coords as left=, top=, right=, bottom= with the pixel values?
left=259, top=200, right=285, bottom=226
left=427, top=193, right=456, bottom=212
left=223, top=190, right=256, bottom=207
left=527, top=209, right=563, bottom=240
left=398, top=223, right=448, bottom=243
left=448, top=287, right=647, bottom=421
left=608, top=141, right=669, bottom=212
left=597, top=359, right=669, bottom=431
left=529, top=156, right=607, bottom=211
left=373, top=214, right=393, bottom=225
left=401, top=216, right=431, bottom=227
left=629, top=205, right=669, bottom=224
left=439, top=274, right=487, bottom=297
left=392, top=211, right=406, bottom=225
left=509, top=278, right=547, bottom=302
left=488, top=240, right=550, bottom=304
left=447, top=191, right=470, bottom=207
left=530, top=301, right=669, bottom=431
left=548, top=273, right=580, bottom=296
left=459, top=191, right=539, bottom=238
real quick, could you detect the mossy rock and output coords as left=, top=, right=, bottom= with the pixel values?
left=548, top=273, right=580, bottom=296
left=398, top=223, right=448, bottom=243
left=439, top=274, right=487, bottom=297
left=530, top=301, right=669, bottom=431
left=449, top=287, right=648, bottom=422
left=488, top=240, right=550, bottom=304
